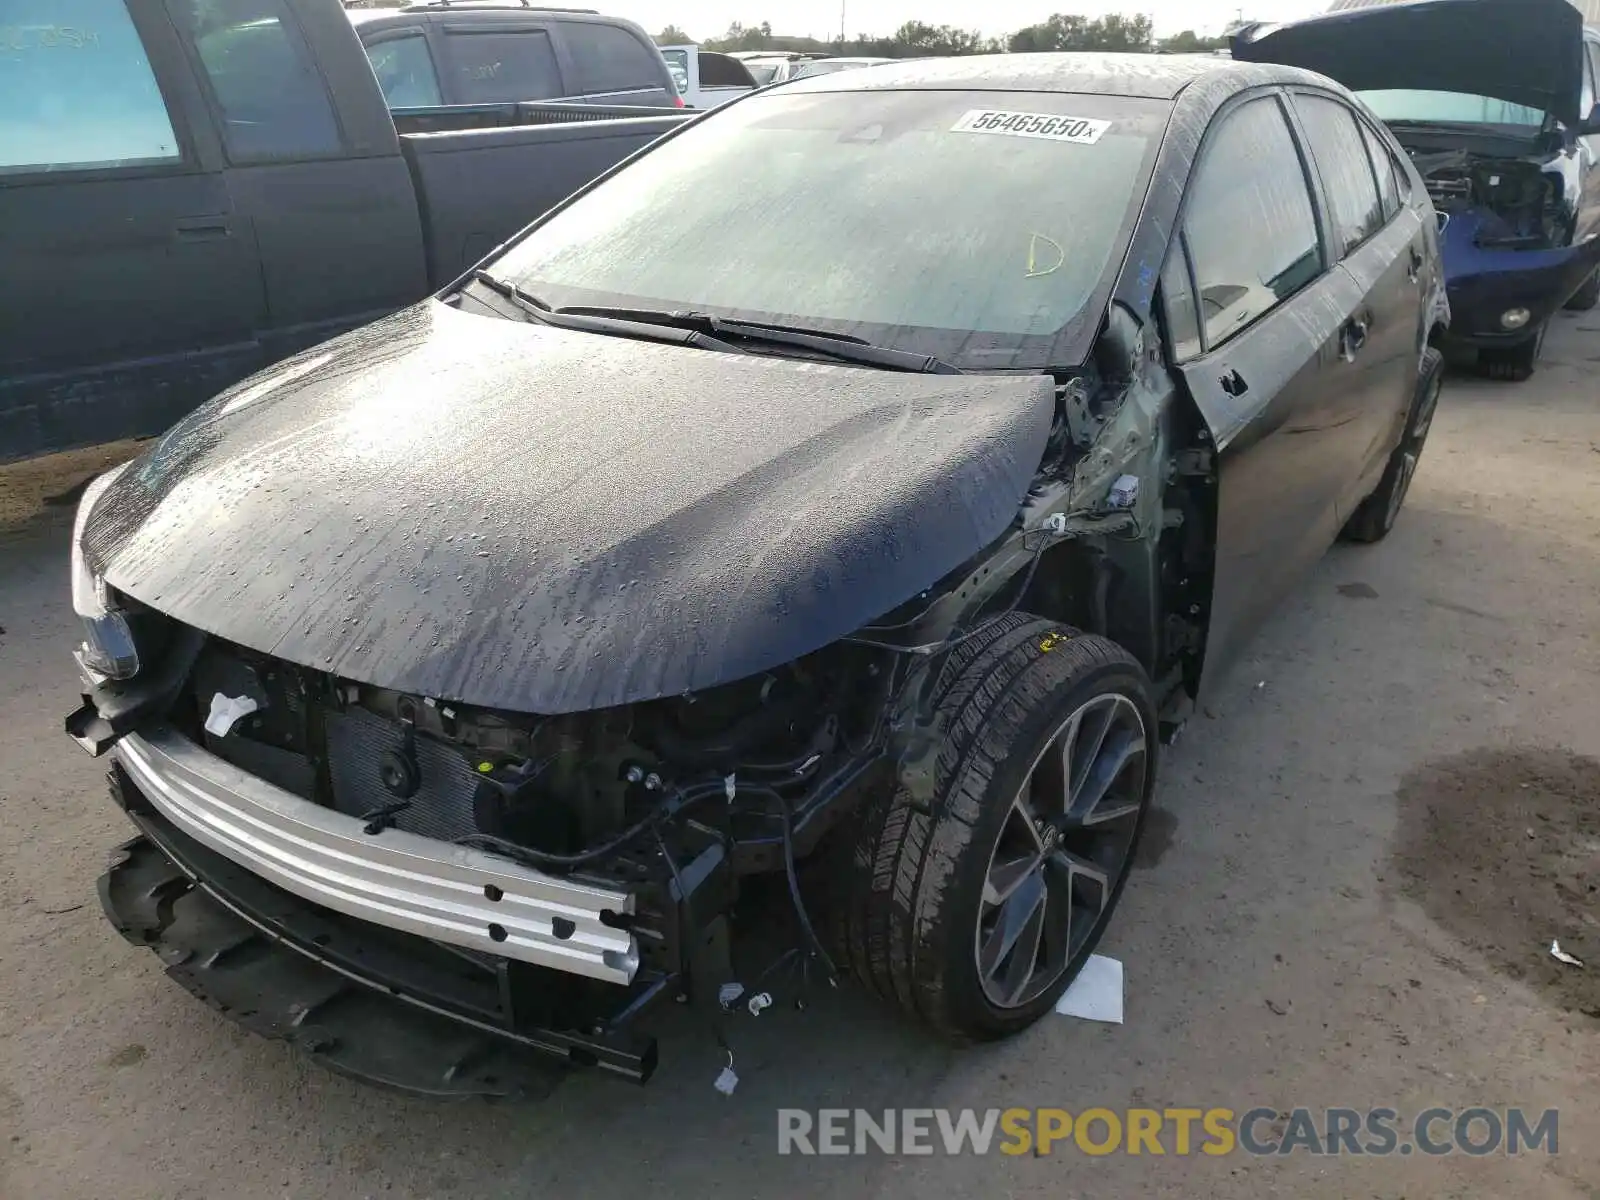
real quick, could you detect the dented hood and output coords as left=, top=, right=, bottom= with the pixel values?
left=82, top=302, right=1054, bottom=713
left=1232, top=0, right=1587, bottom=126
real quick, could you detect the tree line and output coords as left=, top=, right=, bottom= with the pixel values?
left=652, top=14, right=1231, bottom=58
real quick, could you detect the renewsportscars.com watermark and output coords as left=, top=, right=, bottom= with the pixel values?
left=776, top=1107, right=1560, bottom=1157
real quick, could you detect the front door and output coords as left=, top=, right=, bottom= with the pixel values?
left=1163, top=92, right=1365, bottom=687
left=0, top=0, right=266, bottom=460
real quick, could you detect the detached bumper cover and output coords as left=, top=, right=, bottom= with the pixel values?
left=113, top=727, right=639, bottom=984
left=99, top=818, right=660, bottom=1090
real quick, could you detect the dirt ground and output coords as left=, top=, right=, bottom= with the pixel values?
left=2, top=318, right=1599, bottom=1198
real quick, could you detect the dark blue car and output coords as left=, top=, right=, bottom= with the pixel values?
left=1236, top=0, right=1600, bottom=380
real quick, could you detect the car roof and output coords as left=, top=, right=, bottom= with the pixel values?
left=783, top=51, right=1325, bottom=100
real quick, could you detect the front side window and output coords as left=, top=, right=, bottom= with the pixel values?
left=1161, top=241, right=1203, bottom=363
left=439, top=30, right=562, bottom=102
left=173, top=0, right=340, bottom=162
left=1295, top=93, right=1385, bottom=256
left=0, top=0, right=181, bottom=175
left=366, top=34, right=441, bottom=108
left=1184, top=97, right=1322, bottom=348
left=491, top=90, right=1169, bottom=370
left=564, top=22, right=658, bottom=94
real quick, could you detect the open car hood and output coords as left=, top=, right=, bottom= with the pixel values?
left=1231, top=0, right=1587, bottom=127
left=81, top=302, right=1054, bottom=714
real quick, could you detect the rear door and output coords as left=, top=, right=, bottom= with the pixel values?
left=1164, top=92, right=1373, bottom=682
left=0, top=0, right=266, bottom=459
left=166, top=0, right=426, bottom=361
left=1289, top=90, right=1420, bottom=516
left=555, top=19, right=676, bottom=108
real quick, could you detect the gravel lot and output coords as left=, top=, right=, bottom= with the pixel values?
left=2, top=318, right=1598, bottom=1199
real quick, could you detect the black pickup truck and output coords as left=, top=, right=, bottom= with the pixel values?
left=0, top=0, right=689, bottom=463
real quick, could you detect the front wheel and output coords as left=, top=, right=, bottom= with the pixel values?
left=829, top=615, right=1156, bottom=1039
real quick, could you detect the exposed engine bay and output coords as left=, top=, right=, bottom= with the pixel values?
left=1409, top=146, right=1570, bottom=249
left=181, top=633, right=887, bottom=878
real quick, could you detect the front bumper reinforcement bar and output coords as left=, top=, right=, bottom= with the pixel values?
left=113, top=727, right=638, bottom=984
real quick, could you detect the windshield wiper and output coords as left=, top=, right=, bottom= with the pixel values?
left=551, top=305, right=963, bottom=374
left=470, top=272, right=738, bottom=352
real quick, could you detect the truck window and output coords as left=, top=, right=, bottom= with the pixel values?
left=564, top=22, right=658, bottom=94
left=440, top=29, right=562, bottom=102
left=366, top=34, right=441, bottom=108
left=171, top=0, right=340, bottom=162
left=0, top=0, right=182, bottom=175
left=659, top=47, right=689, bottom=94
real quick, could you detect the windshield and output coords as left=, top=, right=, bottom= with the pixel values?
left=490, top=89, right=1167, bottom=370
left=1357, top=89, right=1546, bottom=128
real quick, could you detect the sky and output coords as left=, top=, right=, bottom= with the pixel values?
left=601, top=0, right=1332, bottom=42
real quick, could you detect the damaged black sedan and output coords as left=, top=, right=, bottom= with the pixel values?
left=68, top=54, right=1447, bottom=1093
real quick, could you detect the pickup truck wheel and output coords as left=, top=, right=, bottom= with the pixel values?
left=829, top=615, right=1155, bottom=1039
left=1565, top=268, right=1600, bottom=311
left=1479, top=321, right=1546, bottom=383
left=1342, top=347, right=1443, bottom=544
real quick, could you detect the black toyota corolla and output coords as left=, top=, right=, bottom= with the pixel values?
left=68, top=54, right=1447, bottom=1093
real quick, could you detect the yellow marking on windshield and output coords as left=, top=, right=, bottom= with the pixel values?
left=1025, top=233, right=1065, bottom=279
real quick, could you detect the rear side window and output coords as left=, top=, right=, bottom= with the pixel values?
left=0, top=0, right=182, bottom=175
left=366, top=34, right=441, bottom=108
left=173, top=0, right=341, bottom=162
left=1295, top=93, right=1385, bottom=255
left=565, top=22, right=659, bottom=94
left=440, top=29, right=562, bottom=102
left=1184, top=97, right=1322, bottom=348
left=1359, top=120, right=1402, bottom=220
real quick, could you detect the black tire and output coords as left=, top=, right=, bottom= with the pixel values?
left=828, top=614, right=1156, bottom=1040
left=1342, top=346, right=1444, bottom=544
left=1565, top=269, right=1600, bottom=312
left=1478, top=321, right=1546, bottom=382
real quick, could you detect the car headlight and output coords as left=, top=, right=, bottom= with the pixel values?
left=71, top=462, right=139, bottom=684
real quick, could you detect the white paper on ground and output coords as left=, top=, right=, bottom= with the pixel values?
left=1054, top=954, right=1124, bottom=1023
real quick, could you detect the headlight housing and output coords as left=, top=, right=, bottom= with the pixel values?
left=71, top=463, right=139, bottom=683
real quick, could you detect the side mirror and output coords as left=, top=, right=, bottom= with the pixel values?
left=1578, top=103, right=1600, bottom=137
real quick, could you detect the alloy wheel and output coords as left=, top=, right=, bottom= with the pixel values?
left=974, top=692, right=1149, bottom=1009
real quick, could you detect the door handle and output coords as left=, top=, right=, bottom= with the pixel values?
left=1219, top=367, right=1249, bottom=397
left=1341, top=317, right=1370, bottom=362
left=172, top=217, right=233, bottom=241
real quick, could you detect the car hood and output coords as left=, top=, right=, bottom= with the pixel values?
left=82, top=302, right=1054, bottom=713
left=1231, top=0, right=1586, bottom=126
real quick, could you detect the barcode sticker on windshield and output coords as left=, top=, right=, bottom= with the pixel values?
left=951, top=110, right=1110, bottom=144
